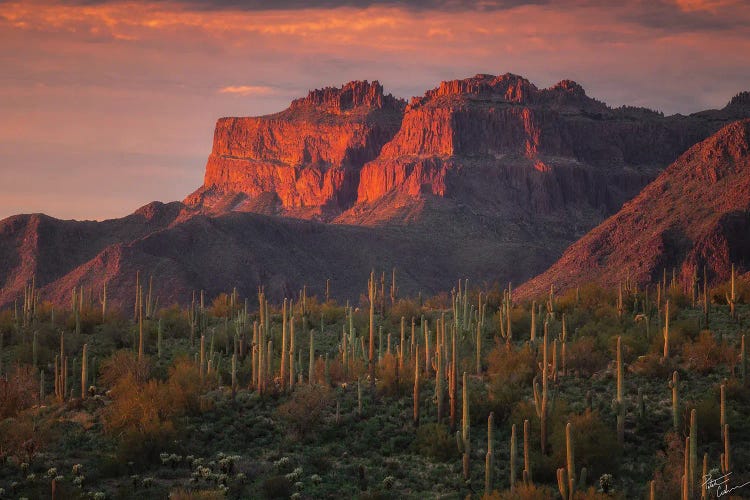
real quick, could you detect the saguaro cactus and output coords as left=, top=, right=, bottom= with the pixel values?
left=485, top=412, right=495, bottom=495
left=669, top=371, right=680, bottom=431
left=508, top=421, right=516, bottom=493
left=413, top=349, right=419, bottom=427
left=281, top=298, right=288, bottom=390
left=663, top=300, right=670, bottom=360
left=309, top=330, right=315, bottom=385
left=523, top=419, right=532, bottom=484
left=740, top=335, right=747, bottom=386
left=689, top=409, right=697, bottom=499
left=456, top=372, right=470, bottom=480
left=614, top=336, right=625, bottom=445
left=557, top=422, right=577, bottom=500
left=721, top=424, right=731, bottom=475
left=533, top=324, right=550, bottom=454
left=726, top=264, right=737, bottom=320
left=368, top=270, right=376, bottom=393
left=81, top=344, right=87, bottom=400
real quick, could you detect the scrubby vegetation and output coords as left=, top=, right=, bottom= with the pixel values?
left=0, top=268, right=749, bottom=499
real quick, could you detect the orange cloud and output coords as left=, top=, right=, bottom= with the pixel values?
left=219, top=85, right=277, bottom=96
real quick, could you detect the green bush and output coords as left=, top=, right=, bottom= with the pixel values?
left=261, top=476, right=292, bottom=499
left=413, top=423, right=458, bottom=461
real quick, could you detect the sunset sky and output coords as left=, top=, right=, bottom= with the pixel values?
left=2, top=0, right=750, bottom=221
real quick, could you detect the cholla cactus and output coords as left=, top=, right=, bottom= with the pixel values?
left=286, top=467, right=303, bottom=482
left=599, top=473, right=614, bottom=494
left=383, top=476, right=396, bottom=489
left=274, top=457, right=291, bottom=471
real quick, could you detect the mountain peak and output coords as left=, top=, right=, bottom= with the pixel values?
left=415, top=72, right=537, bottom=105
left=289, top=80, right=404, bottom=114
left=517, top=118, right=750, bottom=299
left=725, top=91, right=750, bottom=111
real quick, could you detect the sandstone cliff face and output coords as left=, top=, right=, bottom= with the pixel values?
left=185, top=81, right=405, bottom=215
left=517, top=119, right=750, bottom=299
left=354, top=73, right=746, bottom=213
left=188, top=73, right=750, bottom=226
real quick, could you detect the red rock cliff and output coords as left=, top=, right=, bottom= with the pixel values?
left=185, top=80, right=405, bottom=215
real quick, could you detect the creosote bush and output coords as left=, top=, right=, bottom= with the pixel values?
left=413, top=423, right=458, bottom=461
left=276, top=384, right=333, bottom=439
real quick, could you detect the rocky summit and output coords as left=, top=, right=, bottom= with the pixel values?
left=2, top=75, right=750, bottom=309
left=517, top=118, right=750, bottom=300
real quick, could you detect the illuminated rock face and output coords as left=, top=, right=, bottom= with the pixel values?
left=185, top=80, right=406, bottom=215
left=189, top=74, right=748, bottom=220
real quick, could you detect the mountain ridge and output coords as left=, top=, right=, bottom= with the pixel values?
left=2, top=74, right=750, bottom=310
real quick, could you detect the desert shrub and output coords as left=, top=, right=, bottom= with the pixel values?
left=0, top=414, right=41, bottom=463
left=276, top=384, right=332, bottom=439
left=100, top=350, right=150, bottom=388
left=315, top=356, right=345, bottom=387
left=209, top=293, right=233, bottom=318
left=687, top=394, right=721, bottom=442
left=712, top=276, right=750, bottom=304
left=487, top=342, right=535, bottom=384
left=96, top=317, right=135, bottom=351
left=0, top=364, right=38, bottom=418
left=651, top=431, right=684, bottom=499
left=566, top=337, right=608, bottom=376
left=486, top=343, right=534, bottom=420
left=262, top=475, right=292, bottom=499
left=169, top=489, right=226, bottom=500
left=682, top=331, right=734, bottom=374
left=550, top=409, right=621, bottom=480
left=320, top=300, right=346, bottom=324
left=102, top=354, right=212, bottom=465
left=487, top=482, right=557, bottom=499
left=376, top=353, right=408, bottom=396
left=413, top=423, right=458, bottom=461
left=158, top=303, right=191, bottom=340
left=166, top=356, right=211, bottom=415
left=629, top=352, right=677, bottom=378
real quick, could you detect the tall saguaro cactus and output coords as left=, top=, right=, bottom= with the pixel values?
left=457, top=372, right=470, bottom=481
left=557, top=422, right=576, bottom=500
left=614, top=336, right=625, bottom=445
left=663, top=300, right=670, bottom=360
left=669, top=371, right=680, bottom=432
left=523, top=419, right=532, bottom=484
left=413, top=349, right=420, bottom=427
left=533, top=323, right=549, bottom=454
left=81, top=344, right=88, bottom=400
left=368, top=270, right=376, bottom=394
left=726, top=264, right=737, bottom=320
left=485, top=412, right=495, bottom=495
left=508, top=421, right=516, bottom=493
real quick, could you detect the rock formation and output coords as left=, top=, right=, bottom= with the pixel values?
left=517, top=119, right=750, bottom=299
left=2, top=74, right=750, bottom=309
